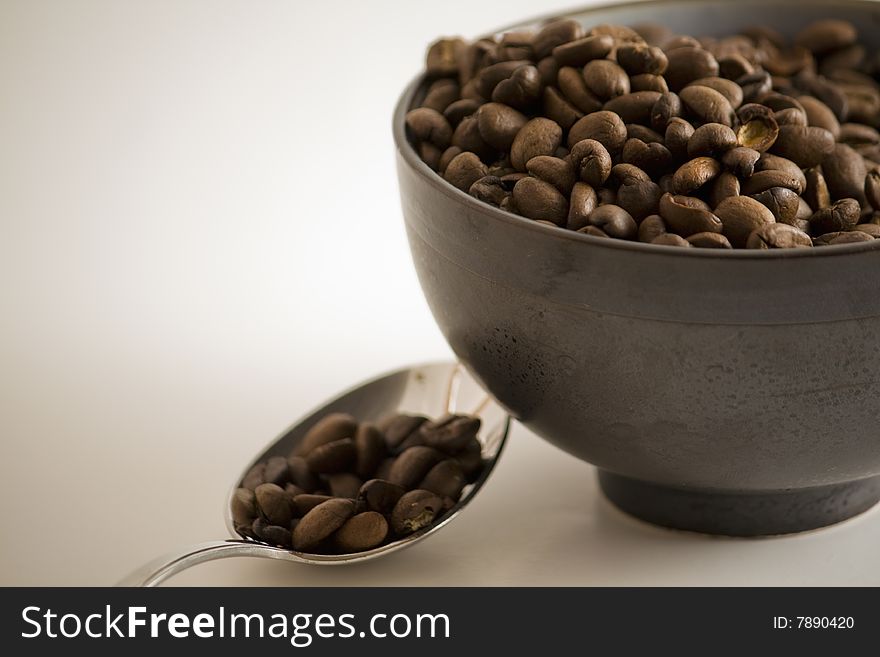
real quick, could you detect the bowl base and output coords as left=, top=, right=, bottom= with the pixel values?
left=598, top=471, right=880, bottom=536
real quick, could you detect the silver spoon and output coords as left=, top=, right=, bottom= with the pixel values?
left=119, top=361, right=509, bottom=586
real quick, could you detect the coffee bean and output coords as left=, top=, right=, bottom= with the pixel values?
left=686, top=232, right=732, bottom=248
left=542, top=87, right=583, bottom=130
left=537, top=56, right=560, bottom=86
left=720, top=53, right=754, bottom=80
left=443, top=99, right=481, bottom=128
left=821, top=144, right=867, bottom=205
left=512, top=176, right=568, bottom=225
left=380, top=414, right=428, bottom=451
left=568, top=111, right=627, bottom=152
left=721, top=147, right=760, bottom=177
left=390, top=489, right=445, bottom=536
left=797, top=95, right=841, bottom=137
left=358, top=479, right=405, bottom=515
left=680, top=85, right=735, bottom=125
left=709, top=171, right=741, bottom=207
left=626, top=123, right=665, bottom=144
left=803, top=168, right=831, bottom=211
left=746, top=223, right=813, bottom=249
left=741, top=169, right=805, bottom=196
left=474, top=60, right=531, bottom=98
left=736, top=104, right=779, bottom=152
left=715, top=195, right=776, bottom=247
left=604, top=91, right=663, bottom=125
left=569, top=139, right=613, bottom=187
left=795, top=19, right=857, bottom=55
left=773, top=107, right=808, bottom=127
left=387, top=445, right=445, bottom=490
left=587, top=204, right=637, bottom=240
left=231, top=488, right=257, bottom=527
left=405, top=108, right=453, bottom=150
left=673, top=157, right=721, bottom=194
left=333, top=512, right=389, bottom=553
left=469, top=175, right=508, bottom=206
left=651, top=233, right=692, bottom=247
left=286, top=456, right=320, bottom=493
left=638, top=214, right=667, bottom=242
left=665, top=47, right=719, bottom=91
left=815, top=231, right=875, bottom=246
left=444, top=152, right=489, bottom=192
left=866, top=171, right=880, bottom=210
left=687, top=77, right=743, bottom=108
left=426, top=38, right=465, bottom=78
left=252, top=519, right=292, bottom=548
left=688, top=123, right=738, bottom=157
left=854, top=224, right=880, bottom=238
left=295, top=413, right=356, bottom=456
left=659, top=193, right=722, bottom=236
left=255, top=483, right=294, bottom=527
left=293, top=493, right=334, bottom=516
left=526, top=156, right=576, bottom=195
left=476, top=103, right=528, bottom=151
left=452, top=115, right=496, bottom=161
left=752, top=186, right=801, bottom=224
left=292, top=498, right=356, bottom=551
left=630, top=74, right=668, bottom=93
left=617, top=43, right=668, bottom=76
left=840, top=123, right=880, bottom=146
left=557, top=66, right=603, bottom=114
left=304, top=437, right=356, bottom=475
left=422, top=79, right=460, bottom=113
left=492, top=65, right=543, bottom=109
left=770, top=125, right=835, bottom=168
left=567, top=182, right=598, bottom=231
left=534, top=19, right=583, bottom=59
left=552, top=34, right=614, bottom=67
left=793, top=71, right=849, bottom=121
left=650, top=92, right=682, bottom=132
left=809, top=198, right=862, bottom=234
left=664, top=117, right=695, bottom=161
left=755, top=153, right=808, bottom=193
left=616, top=179, right=662, bottom=221
left=510, top=118, right=562, bottom=171
left=438, top=146, right=462, bottom=174
left=241, top=463, right=265, bottom=491
left=419, top=459, right=466, bottom=499
left=583, top=60, right=630, bottom=100
left=262, top=455, right=289, bottom=487
left=419, top=414, right=481, bottom=453
left=738, top=71, right=773, bottom=103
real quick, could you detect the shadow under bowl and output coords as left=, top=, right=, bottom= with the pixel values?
left=394, top=0, right=880, bottom=536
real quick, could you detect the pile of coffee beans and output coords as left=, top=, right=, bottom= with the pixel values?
left=406, top=19, right=880, bottom=248
left=231, top=412, right=484, bottom=553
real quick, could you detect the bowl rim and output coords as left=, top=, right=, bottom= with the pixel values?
left=392, top=0, right=880, bottom=260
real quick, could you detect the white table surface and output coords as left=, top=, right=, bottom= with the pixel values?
left=2, top=0, right=878, bottom=586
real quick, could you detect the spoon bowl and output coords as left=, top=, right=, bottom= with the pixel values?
left=120, top=362, right=509, bottom=586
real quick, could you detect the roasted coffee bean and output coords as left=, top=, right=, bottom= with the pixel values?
left=419, top=142, right=442, bottom=171
left=867, top=171, right=880, bottom=210
left=241, top=463, right=265, bottom=491
left=527, top=155, right=576, bottom=195
left=798, top=95, right=841, bottom=137
left=557, top=66, right=603, bottom=114
left=253, top=519, right=292, bottom=548
left=293, top=494, right=334, bottom=516
left=477, top=103, right=528, bottom=151
left=803, top=168, right=831, bottom=211
left=721, top=147, right=760, bottom=177
left=452, top=115, right=495, bottom=161
left=659, top=193, right=722, bottom=236
left=295, top=413, right=356, bottom=456
left=709, top=171, right=741, bottom=207
left=840, top=123, right=880, bottom=146
left=569, top=139, right=613, bottom=187
left=773, top=107, right=808, bottom=127
left=770, top=125, right=835, bottom=168
left=419, top=459, right=466, bottom=499
left=617, top=43, right=668, bottom=76
left=387, top=445, right=445, bottom=490
left=755, top=153, right=808, bottom=192
left=422, top=79, right=460, bottom=113
left=255, top=483, right=294, bottom=527
left=419, top=414, right=481, bottom=453
left=604, top=91, right=662, bottom=124
left=587, top=204, right=637, bottom=240
left=326, top=473, right=363, bottom=499
left=715, top=195, right=776, bottom=247
left=552, top=34, right=614, bottom=67
left=469, top=175, right=508, bottom=206
left=741, top=169, right=805, bottom=196
left=510, top=118, right=562, bottom=170
left=738, top=71, right=773, bottom=103
left=577, top=225, right=609, bottom=237
left=474, top=60, right=531, bottom=98
left=262, top=455, right=289, bottom=487
left=567, top=182, right=598, bottom=231
left=231, top=488, right=257, bottom=527
left=537, top=56, right=560, bottom=86
left=286, top=456, right=320, bottom=493
left=438, top=146, right=462, bottom=174
left=333, top=512, right=389, bottom=552
left=815, top=231, right=874, bottom=246
left=534, top=19, right=583, bottom=59
left=679, top=85, right=734, bottom=125
left=651, top=233, right=692, bottom=247
left=854, top=224, right=880, bottom=238
left=543, top=87, right=583, bottom=130
left=583, top=60, right=630, bottom=100
left=405, top=108, right=453, bottom=150
left=687, top=77, right=743, bottom=108
left=568, top=111, right=628, bottom=153
left=630, top=74, right=668, bottom=93
left=672, top=157, right=721, bottom=194
left=746, top=223, right=813, bottom=249
left=390, top=489, right=445, bottom=536
left=752, top=186, right=801, bottom=224
left=305, top=438, right=357, bottom=474
left=492, top=65, right=543, bottom=109
left=686, top=232, right=732, bottom=248
left=426, top=38, right=465, bottom=77
left=443, top=99, right=481, bottom=128
left=379, top=414, right=427, bottom=451
left=718, top=54, right=753, bottom=80
left=688, top=123, right=737, bottom=157
left=353, top=424, right=386, bottom=480
left=650, top=92, right=682, bottom=132
left=795, top=19, right=857, bottom=55
left=512, top=176, right=568, bottom=224
left=736, top=104, right=779, bottom=152
left=617, top=179, right=662, bottom=220
left=626, top=123, right=665, bottom=144
left=444, top=152, right=489, bottom=192
left=638, top=214, right=667, bottom=243
left=821, top=144, right=867, bottom=205
left=665, top=47, right=719, bottom=91
left=664, top=117, right=695, bottom=160
left=358, top=479, right=405, bottom=515
left=292, top=498, right=356, bottom=551
left=809, top=198, right=862, bottom=234
left=612, top=163, right=652, bottom=185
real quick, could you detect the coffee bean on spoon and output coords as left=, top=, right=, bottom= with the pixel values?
left=294, top=413, right=357, bottom=457
left=254, top=483, right=294, bottom=527
left=388, top=445, right=446, bottom=490
left=305, top=438, right=357, bottom=474
left=287, top=455, right=321, bottom=493
left=420, top=459, right=467, bottom=499
left=332, top=512, right=389, bottom=553
left=358, top=479, right=406, bottom=514
left=292, top=498, right=357, bottom=552
left=418, top=414, right=481, bottom=453
left=391, top=490, right=445, bottom=536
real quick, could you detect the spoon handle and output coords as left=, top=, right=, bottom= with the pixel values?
left=117, top=540, right=291, bottom=587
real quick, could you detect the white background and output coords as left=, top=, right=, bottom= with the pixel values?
left=1, top=0, right=878, bottom=586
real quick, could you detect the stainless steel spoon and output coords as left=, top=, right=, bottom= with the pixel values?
left=119, top=361, right=510, bottom=586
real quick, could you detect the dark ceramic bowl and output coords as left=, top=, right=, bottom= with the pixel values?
left=394, top=0, right=880, bottom=536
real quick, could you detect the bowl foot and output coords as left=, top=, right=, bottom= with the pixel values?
left=598, top=470, right=880, bottom=536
